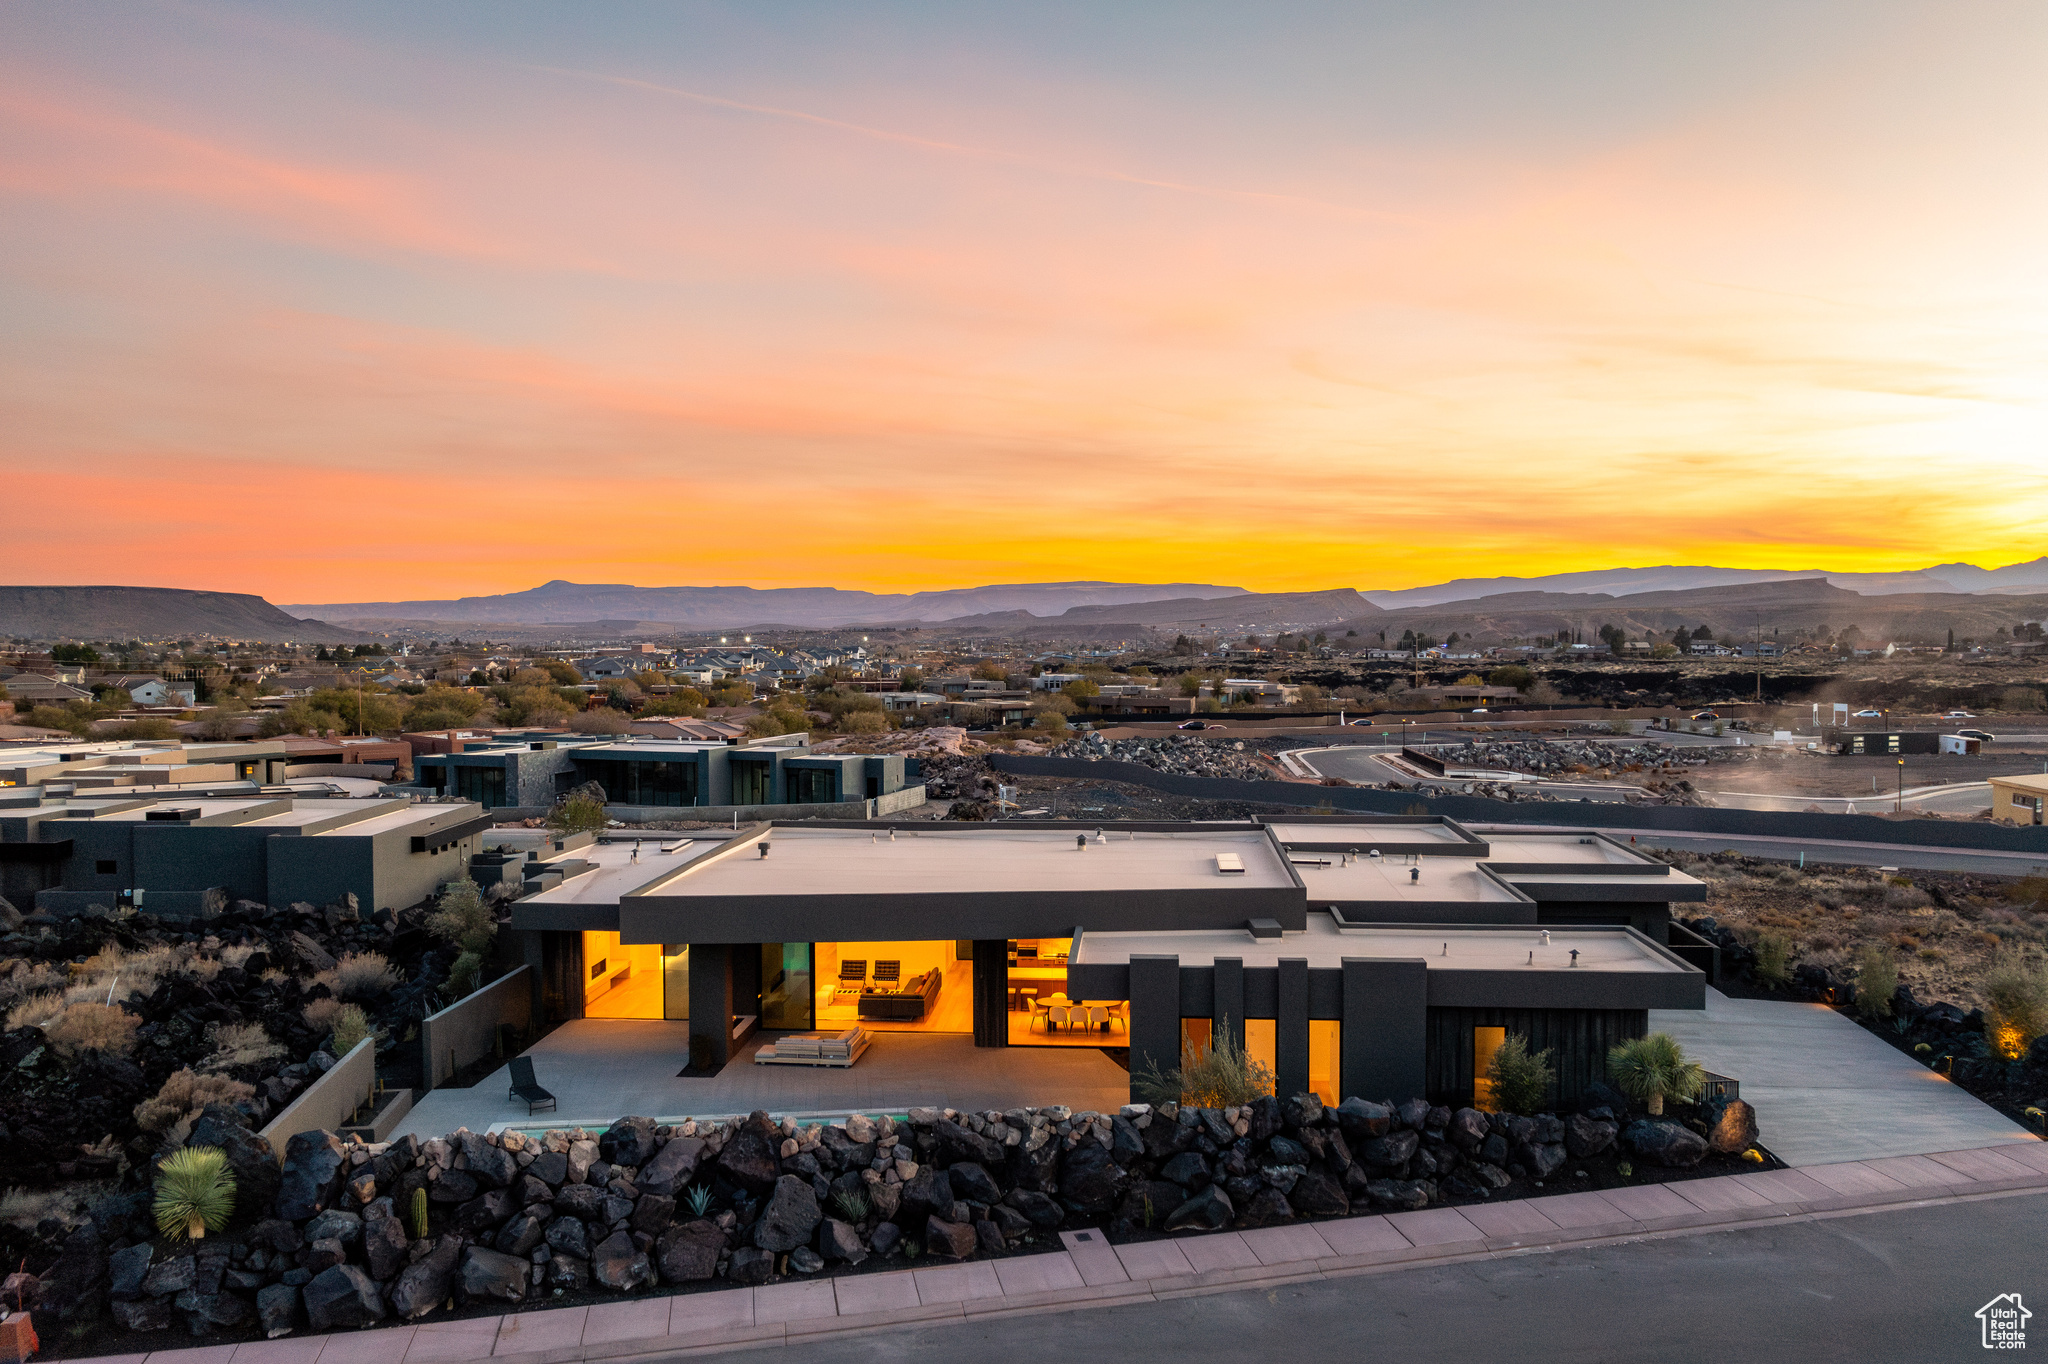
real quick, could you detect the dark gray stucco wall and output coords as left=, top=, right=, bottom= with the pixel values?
left=1341, top=957, right=1428, bottom=1102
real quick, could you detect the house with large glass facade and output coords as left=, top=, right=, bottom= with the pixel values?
left=506, top=815, right=1711, bottom=1107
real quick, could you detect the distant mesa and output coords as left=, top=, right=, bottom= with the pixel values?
left=0, top=586, right=370, bottom=642
left=1360, top=558, right=2048, bottom=610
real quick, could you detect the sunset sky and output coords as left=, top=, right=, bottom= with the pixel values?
left=5, top=1, right=2046, bottom=603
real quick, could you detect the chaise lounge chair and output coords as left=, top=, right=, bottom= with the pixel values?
left=508, top=1055, right=557, bottom=1114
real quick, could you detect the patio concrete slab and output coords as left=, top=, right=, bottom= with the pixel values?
left=396, top=1022, right=1131, bottom=1138
left=1649, top=988, right=2030, bottom=1165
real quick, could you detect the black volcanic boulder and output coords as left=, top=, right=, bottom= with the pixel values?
left=1058, top=1140, right=1126, bottom=1213
left=635, top=1136, right=705, bottom=1196
left=948, top=1161, right=1002, bottom=1206
left=897, top=1166, right=955, bottom=1227
left=458, top=1132, right=517, bottom=1189
left=656, top=1221, right=724, bottom=1283
left=590, top=1232, right=655, bottom=1292
left=1287, top=1170, right=1350, bottom=1217
left=390, top=1237, right=462, bottom=1320
left=1334, top=1099, right=1392, bottom=1138
left=1164, top=1184, right=1233, bottom=1232
left=303, top=1265, right=384, bottom=1330
left=189, top=1107, right=281, bottom=1213
left=1448, top=1107, right=1488, bottom=1151
left=460, top=1245, right=530, bottom=1303
left=925, top=1215, right=978, bottom=1260
left=276, top=1130, right=348, bottom=1221
left=600, top=1117, right=659, bottom=1168
left=1622, top=1118, right=1709, bottom=1168
left=1358, top=1130, right=1419, bottom=1168
left=717, top=1112, right=783, bottom=1194
left=1564, top=1113, right=1618, bottom=1158
left=935, top=1118, right=1006, bottom=1166
left=1702, top=1099, right=1760, bottom=1154
left=754, top=1176, right=823, bottom=1254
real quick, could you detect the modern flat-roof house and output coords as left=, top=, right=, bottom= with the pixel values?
left=507, top=816, right=1708, bottom=1108
left=410, top=732, right=921, bottom=818
left=0, top=789, right=488, bottom=916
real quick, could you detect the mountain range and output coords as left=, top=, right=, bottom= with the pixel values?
left=1360, top=558, right=2048, bottom=609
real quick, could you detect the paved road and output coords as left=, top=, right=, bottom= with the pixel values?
left=1558, top=830, right=2048, bottom=875
left=727, top=1193, right=2047, bottom=1364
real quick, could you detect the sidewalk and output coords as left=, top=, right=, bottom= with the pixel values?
left=68, top=1140, right=2048, bottom=1364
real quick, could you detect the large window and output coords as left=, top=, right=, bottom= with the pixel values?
left=581, top=931, right=663, bottom=1018
left=785, top=765, right=837, bottom=804
left=732, top=760, right=773, bottom=806
left=575, top=758, right=697, bottom=807
left=454, top=765, right=506, bottom=808
left=760, top=942, right=812, bottom=1030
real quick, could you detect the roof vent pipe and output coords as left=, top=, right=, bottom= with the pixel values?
left=1076, top=834, right=1087, bottom=850
left=758, top=841, right=770, bottom=858
left=1410, top=867, right=1420, bottom=883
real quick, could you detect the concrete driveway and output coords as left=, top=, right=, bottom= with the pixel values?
left=1648, top=988, right=2031, bottom=1165
left=394, top=1021, right=1133, bottom=1138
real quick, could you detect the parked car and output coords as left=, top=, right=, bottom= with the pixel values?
left=1470, top=707, right=1490, bottom=714
left=1956, top=728, right=1995, bottom=742
left=1177, top=720, right=1225, bottom=730
left=1853, top=708, right=1884, bottom=718
left=1943, top=710, right=1975, bottom=719
left=1690, top=710, right=1719, bottom=721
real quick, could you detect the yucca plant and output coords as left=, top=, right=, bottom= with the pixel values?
left=154, top=1146, right=235, bottom=1241
left=684, top=1183, right=713, bottom=1218
left=830, top=1188, right=870, bottom=1223
left=1606, top=1033, right=1706, bottom=1116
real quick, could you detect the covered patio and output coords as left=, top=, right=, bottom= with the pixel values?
left=392, top=1019, right=1133, bottom=1139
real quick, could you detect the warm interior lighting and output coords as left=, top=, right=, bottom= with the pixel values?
left=1473, top=1025, right=1507, bottom=1107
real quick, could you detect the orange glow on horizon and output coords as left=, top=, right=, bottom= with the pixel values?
left=3, top=6, right=2046, bottom=603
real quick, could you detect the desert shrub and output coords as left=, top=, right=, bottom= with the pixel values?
left=446, top=951, right=484, bottom=999
left=200, top=1021, right=284, bottom=1073
left=1607, top=1033, right=1705, bottom=1115
left=154, top=1146, right=235, bottom=1241
left=219, top=943, right=258, bottom=970
left=1851, top=942, right=1892, bottom=1015
left=1132, top=1019, right=1275, bottom=1108
left=5, top=990, right=66, bottom=1031
left=302, top=997, right=344, bottom=1032
left=330, top=1003, right=375, bottom=1056
left=547, top=793, right=609, bottom=834
left=0, top=962, right=65, bottom=1011
left=1883, top=884, right=1932, bottom=911
left=1486, top=1033, right=1556, bottom=1114
left=1753, top=933, right=1792, bottom=987
left=135, top=1070, right=257, bottom=1132
left=43, top=1002, right=141, bottom=1058
left=1984, top=959, right=2048, bottom=1061
left=426, top=880, right=497, bottom=955
left=322, top=951, right=399, bottom=1000
left=568, top=709, right=631, bottom=735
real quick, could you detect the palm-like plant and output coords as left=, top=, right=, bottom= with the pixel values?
left=1606, top=1033, right=1705, bottom=1116
left=154, top=1146, right=236, bottom=1241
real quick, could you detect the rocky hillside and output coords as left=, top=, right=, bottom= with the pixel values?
left=0, top=586, right=369, bottom=643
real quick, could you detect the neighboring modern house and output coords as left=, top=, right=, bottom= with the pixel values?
left=575, top=657, right=638, bottom=681
left=0, top=789, right=487, bottom=917
left=1989, top=773, right=2048, bottom=826
left=127, top=679, right=199, bottom=707
left=508, top=816, right=1710, bottom=1108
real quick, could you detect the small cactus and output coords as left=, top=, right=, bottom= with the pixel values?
left=410, top=1185, right=430, bottom=1239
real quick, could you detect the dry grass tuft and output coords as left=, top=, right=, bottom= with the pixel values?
left=200, top=1021, right=285, bottom=1073
left=134, top=1069, right=257, bottom=1133
left=43, top=1002, right=141, bottom=1058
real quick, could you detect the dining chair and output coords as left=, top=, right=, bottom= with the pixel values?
left=1087, top=1005, right=1109, bottom=1032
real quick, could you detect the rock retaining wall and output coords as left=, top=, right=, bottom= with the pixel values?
left=29, top=1089, right=1760, bottom=1343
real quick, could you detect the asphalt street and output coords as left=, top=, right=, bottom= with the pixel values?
left=727, top=1192, right=2047, bottom=1364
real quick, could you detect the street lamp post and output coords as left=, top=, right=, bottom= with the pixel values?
left=1897, top=757, right=1905, bottom=813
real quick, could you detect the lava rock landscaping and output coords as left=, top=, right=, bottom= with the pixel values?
left=14, top=1087, right=1770, bottom=1356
